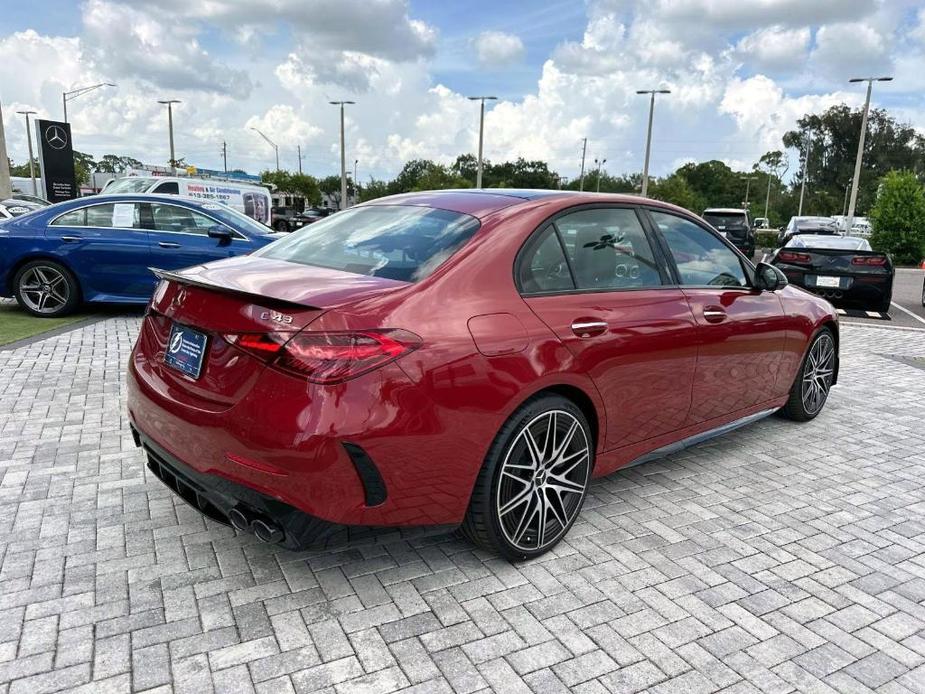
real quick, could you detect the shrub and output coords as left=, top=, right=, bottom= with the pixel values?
left=869, top=170, right=925, bottom=265
left=756, top=230, right=779, bottom=249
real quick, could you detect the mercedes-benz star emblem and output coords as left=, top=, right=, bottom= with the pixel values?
left=45, top=125, right=68, bottom=150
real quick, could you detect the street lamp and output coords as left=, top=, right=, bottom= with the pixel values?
left=842, top=180, right=852, bottom=217
left=63, top=83, right=116, bottom=123
left=636, top=89, right=670, bottom=197
left=157, top=99, right=181, bottom=175
left=594, top=157, right=607, bottom=193
left=845, top=76, right=893, bottom=229
left=16, top=110, right=37, bottom=195
left=329, top=101, right=355, bottom=210
left=467, top=96, right=497, bottom=188
left=250, top=127, right=279, bottom=172
left=740, top=175, right=757, bottom=208
left=797, top=128, right=813, bottom=216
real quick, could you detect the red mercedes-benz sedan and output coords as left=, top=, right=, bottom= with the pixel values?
left=127, top=190, right=838, bottom=560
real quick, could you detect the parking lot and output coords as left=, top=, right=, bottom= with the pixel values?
left=1, top=315, right=923, bottom=693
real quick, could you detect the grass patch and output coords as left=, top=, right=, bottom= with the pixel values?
left=0, top=300, right=89, bottom=347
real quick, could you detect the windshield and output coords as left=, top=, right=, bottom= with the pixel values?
left=256, top=205, right=481, bottom=282
left=201, top=202, right=273, bottom=234
left=106, top=178, right=156, bottom=193
left=787, top=235, right=872, bottom=251
left=2, top=199, right=44, bottom=217
left=703, top=212, right=748, bottom=228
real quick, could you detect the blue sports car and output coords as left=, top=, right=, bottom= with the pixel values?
left=0, top=193, right=280, bottom=317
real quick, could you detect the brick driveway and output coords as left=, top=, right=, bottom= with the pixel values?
left=1, top=318, right=924, bottom=693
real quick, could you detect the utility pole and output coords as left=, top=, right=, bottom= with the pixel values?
left=157, top=99, right=181, bottom=175
left=764, top=173, right=772, bottom=222
left=594, top=157, right=607, bottom=193
left=63, top=82, right=116, bottom=122
left=741, top=176, right=756, bottom=208
left=798, top=129, right=812, bottom=216
left=846, top=76, right=893, bottom=229
left=578, top=138, right=587, bottom=191
left=842, top=181, right=851, bottom=217
left=636, top=89, right=670, bottom=197
left=297, top=145, right=303, bottom=175
left=221, top=141, right=227, bottom=173
left=0, top=98, right=11, bottom=199
left=16, top=110, right=37, bottom=195
left=467, top=96, right=497, bottom=188
left=329, top=100, right=355, bottom=210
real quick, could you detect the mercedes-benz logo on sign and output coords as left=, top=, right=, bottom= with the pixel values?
left=44, top=125, right=68, bottom=150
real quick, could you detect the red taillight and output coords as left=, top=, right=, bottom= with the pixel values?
left=778, top=251, right=812, bottom=264
left=851, top=256, right=887, bottom=266
left=224, top=329, right=421, bottom=384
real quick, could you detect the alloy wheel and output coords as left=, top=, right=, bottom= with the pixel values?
left=19, top=265, right=70, bottom=314
left=495, top=410, right=590, bottom=552
left=801, top=333, right=835, bottom=415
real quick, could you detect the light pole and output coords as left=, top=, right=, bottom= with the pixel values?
left=0, top=99, right=11, bottom=199
left=250, top=127, right=279, bottom=172
left=740, top=176, right=757, bottom=208
left=329, top=101, right=355, bottom=210
left=578, top=138, right=587, bottom=191
left=636, top=89, right=670, bottom=197
left=846, top=76, right=892, bottom=229
left=594, top=157, right=607, bottom=193
left=842, top=181, right=851, bottom=217
left=797, top=128, right=813, bottom=216
left=63, top=82, right=116, bottom=123
left=467, top=96, right=497, bottom=188
left=353, top=159, right=359, bottom=203
left=157, top=99, right=181, bottom=175
left=16, top=110, right=37, bottom=195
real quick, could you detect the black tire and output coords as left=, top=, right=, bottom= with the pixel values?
left=460, top=394, right=593, bottom=561
left=274, top=220, right=290, bottom=233
left=13, top=260, right=80, bottom=318
left=779, top=328, right=835, bottom=422
left=875, top=299, right=892, bottom=314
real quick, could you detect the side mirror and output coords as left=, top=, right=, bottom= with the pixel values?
left=207, top=225, right=232, bottom=244
left=755, top=262, right=787, bottom=291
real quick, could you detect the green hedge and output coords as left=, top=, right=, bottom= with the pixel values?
left=756, top=230, right=779, bottom=249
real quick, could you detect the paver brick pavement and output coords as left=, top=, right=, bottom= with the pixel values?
left=0, top=318, right=924, bottom=692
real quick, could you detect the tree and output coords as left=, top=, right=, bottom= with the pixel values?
left=651, top=174, right=702, bottom=212
left=359, top=178, right=389, bottom=202
left=319, top=174, right=356, bottom=208
left=784, top=104, right=925, bottom=216
left=869, top=170, right=925, bottom=265
left=73, top=151, right=95, bottom=186
left=8, top=158, right=39, bottom=178
left=260, top=170, right=321, bottom=206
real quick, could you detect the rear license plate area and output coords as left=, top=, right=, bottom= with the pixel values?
left=814, top=275, right=842, bottom=288
left=164, top=323, right=208, bottom=379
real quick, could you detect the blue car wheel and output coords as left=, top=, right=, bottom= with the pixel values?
left=14, top=260, right=80, bottom=318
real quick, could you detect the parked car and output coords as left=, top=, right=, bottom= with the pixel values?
left=768, top=234, right=893, bottom=313
left=270, top=206, right=324, bottom=232
left=103, top=176, right=273, bottom=226
left=0, top=194, right=280, bottom=317
left=779, top=216, right=838, bottom=245
left=0, top=197, right=46, bottom=220
left=702, top=208, right=755, bottom=257
left=126, top=190, right=839, bottom=560
left=753, top=217, right=770, bottom=229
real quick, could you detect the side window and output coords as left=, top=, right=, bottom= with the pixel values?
left=51, top=208, right=87, bottom=226
left=555, top=208, right=662, bottom=290
left=153, top=181, right=179, bottom=194
left=650, top=211, right=748, bottom=287
left=518, top=226, right=574, bottom=293
left=149, top=203, right=219, bottom=236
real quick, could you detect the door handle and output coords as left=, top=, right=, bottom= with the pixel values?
left=157, top=242, right=181, bottom=249
left=703, top=307, right=727, bottom=323
left=570, top=320, right=608, bottom=338
left=60, top=235, right=81, bottom=242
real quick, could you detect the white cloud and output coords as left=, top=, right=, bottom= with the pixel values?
left=651, top=0, right=877, bottom=30
left=473, top=31, right=525, bottom=68
left=735, top=26, right=811, bottom=71
left=810, top=21, right=892, bottom=79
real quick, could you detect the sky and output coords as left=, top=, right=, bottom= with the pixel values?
left=1, top=0, right=923, bottom=184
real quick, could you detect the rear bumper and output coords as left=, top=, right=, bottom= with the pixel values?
left=131, top=424, right=455, bottom=550
left=788, top=276, right=892, bottom=310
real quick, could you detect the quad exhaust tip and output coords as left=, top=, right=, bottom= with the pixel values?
left=228, top=505, right=285, bottom=544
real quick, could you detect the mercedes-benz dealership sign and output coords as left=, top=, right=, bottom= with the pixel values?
left=35, top=119, right=77, bottom=203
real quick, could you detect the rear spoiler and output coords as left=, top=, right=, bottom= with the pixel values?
left=149, top=267, right=320, bottom=311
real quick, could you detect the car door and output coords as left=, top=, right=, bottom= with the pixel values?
left=645, top=209, right=788, bottom=424
left=142, top=202, right=248, bottom=271
left=519, top=206, right=699, bottom=450
left=48, top=201, right=154, bottom=298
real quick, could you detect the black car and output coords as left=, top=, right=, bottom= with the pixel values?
left=769, top=234, right=894, bottom=313
left=777, top=219, right=839, bottom=247
left=702, top=208, right=755, bottom=257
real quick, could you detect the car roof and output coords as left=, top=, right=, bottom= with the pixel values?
left=362, top=189, right=682, bottom=218
left=70, top=193, right=224, bottom=206
left=703, top=208, right=747, bottom=214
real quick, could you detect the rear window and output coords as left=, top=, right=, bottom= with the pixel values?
left=105, top=177, right=156, bottom=193
left=256, top=205, right=480, bottom=282
left=703, top=212, right=748, bottom=228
